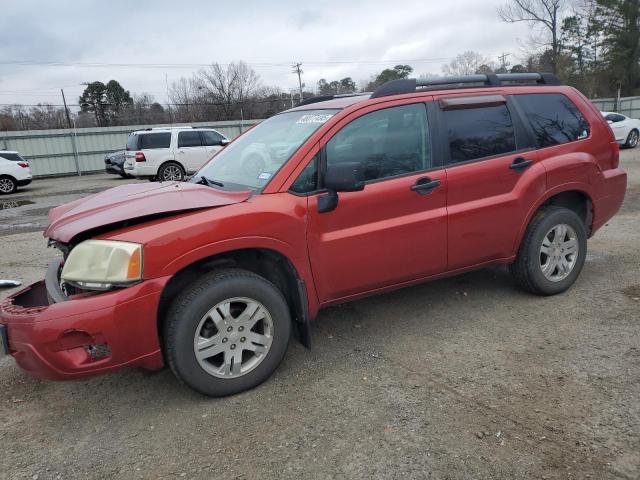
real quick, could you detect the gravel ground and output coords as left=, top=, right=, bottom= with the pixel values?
left=0, top=153, right=638, bottom=480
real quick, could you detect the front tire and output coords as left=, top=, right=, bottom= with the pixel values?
left=164, top=269, right=291, bottom=397
left=510, top=206, right=587, bottom=296
left=624, top=129, right=639, bottom=149
left=0, top=176, right=17, bottom=194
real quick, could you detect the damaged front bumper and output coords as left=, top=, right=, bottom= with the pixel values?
left=0, top=261, right=171, bottom=380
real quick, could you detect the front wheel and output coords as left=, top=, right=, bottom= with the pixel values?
left=510, top=206, right=587, bottom=296
left=164, top=269, right=291, bottom=397
left=0, top=176, right=17, bottom=194
left=624, top=129, right=639, bottom=149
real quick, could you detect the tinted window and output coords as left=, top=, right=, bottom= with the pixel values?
left=290, top=155, right=318, bottom=193
left=444, top=104, right=516, bottom=163
left=178, top=131, right=202, bottom=148
left=605, top=113, right=625, bottom=123
left=0, top=153, right=22, bottom=161
left=201, top=130, right=225, bottom=146
left=326, top=103, right=430, bottom=182
left=139, top=132, right=171, bottom=149
left=516, top=93, right=590, bottom=148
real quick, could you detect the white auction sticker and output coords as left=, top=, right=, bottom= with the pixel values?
left=296, top=114, right=334, bottom=124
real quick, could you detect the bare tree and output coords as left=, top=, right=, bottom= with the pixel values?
left=197, top=61, right=261, bottom=119
left=442, top=51, right=491, bottom=76
left=498, top=0, right=565, bottom=73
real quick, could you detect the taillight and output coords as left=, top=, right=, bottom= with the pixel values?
left=611, top=142, right=620, bottom=169
left=17, top=162, right=29, bottom=168
left=135, top=152, right=146, bottom=162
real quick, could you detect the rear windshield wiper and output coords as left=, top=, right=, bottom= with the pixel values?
left=196, top=176, right=224, bottom=188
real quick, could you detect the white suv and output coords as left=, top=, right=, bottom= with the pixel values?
left=0, top=150, right=33, bottom=194
left=124, top=127, right=229, bottom=181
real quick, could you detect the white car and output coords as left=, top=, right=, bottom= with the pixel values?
left=601, top=112, right=640, bottom=148
left=124, top=127, right=229, bottom=181
left=0, top=151, right=32, bottom=194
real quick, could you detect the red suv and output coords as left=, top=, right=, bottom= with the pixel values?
left=0, top=73, right=627, bottom=396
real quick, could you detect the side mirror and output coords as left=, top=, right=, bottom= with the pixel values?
left=219, top=139, right=230, bottom=147
left=324, top=161, right=365, bottom=192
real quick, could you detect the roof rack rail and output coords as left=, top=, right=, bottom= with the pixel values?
left=297, top=92, right=370, bottom=107
left=370, top=72, right=562, bottom=99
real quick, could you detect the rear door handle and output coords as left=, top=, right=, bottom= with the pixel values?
left=411, top=177, right=441, bottom=195
left=510, top=157, right=533, bottom=172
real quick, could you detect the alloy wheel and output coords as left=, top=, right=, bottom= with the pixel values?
left=193, top=297, right=274, bottom=378
left=162, top=165, right=183, bottom=181
left=539, top=223, right=579, bottom=282
left=0, top=178, right=15, bottom=193
left=629, top=130, right=639, bottom=148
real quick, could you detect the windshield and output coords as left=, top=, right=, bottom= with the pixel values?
left=192, top=109, right=339, bottom=190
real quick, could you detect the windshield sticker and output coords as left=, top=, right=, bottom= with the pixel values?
left=258, top=172, right=273, bottom=180
left=296, top=114, right=334, bottom=124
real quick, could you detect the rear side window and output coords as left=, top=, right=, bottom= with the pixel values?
left=516, top=93, right=590, bottom=148
left=201, top=130, right=225, bottom=146
left=139, top=132, right=171, bottom=149
left=178, top=131, right=202, bottom=148
left=0, top=153, right=23, bottom=161
left=444, top=104, right=516, bottom=163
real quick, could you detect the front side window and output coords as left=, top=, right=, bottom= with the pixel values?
left=178, top=131, right=202, bottom=148
left=326, top=103, right=430, bottom=182
left=444, top=104, right=516, bottom=163
left=139, top=132, right=171, bottom=149
left=605, top=113, right=625, bottom=123
left=516, top=93, right=590, bottom=148
left=193, top=109, right=338, bottom=190
left=201, top=130, right=225, bottom=146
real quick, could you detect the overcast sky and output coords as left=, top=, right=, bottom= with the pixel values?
left=0, top=0, right=532, bottom=108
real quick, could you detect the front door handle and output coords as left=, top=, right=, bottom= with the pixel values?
left=510, top=157, right=533, bottom=172
left=411, top=177, right=441, bottom=195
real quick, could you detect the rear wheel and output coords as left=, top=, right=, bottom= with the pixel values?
left=164, top=269, right=291, bottom=397
left=624, top=129, right=639, bottom=148
left=510, top=206, right=587, bottom=295
left=158, top=162, right=185, bottom=182
left=0, top=176, right=17, bottom=194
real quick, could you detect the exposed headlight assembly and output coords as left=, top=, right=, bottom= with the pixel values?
left=61, top=240, right=143, bottom=290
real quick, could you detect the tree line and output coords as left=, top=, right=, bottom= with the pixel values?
left=0, top=0, right=636, bottom=131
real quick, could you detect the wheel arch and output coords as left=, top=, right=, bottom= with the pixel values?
left=157, top=247, right=313, bottom=350
left=514, top=186, right=594, bottom=254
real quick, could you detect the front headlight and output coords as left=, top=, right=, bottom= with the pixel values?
left=61, top=240, right=143, bottom=290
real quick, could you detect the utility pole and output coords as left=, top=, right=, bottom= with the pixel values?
left=291, top=62, right=304, bottom=103
left=498, top=52, right=511, bottom=72
left=61, top=88, right=81, bottom=176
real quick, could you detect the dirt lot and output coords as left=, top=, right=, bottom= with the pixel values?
left=1, top=154, right=638, bottom=480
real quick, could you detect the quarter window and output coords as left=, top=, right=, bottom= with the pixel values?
left=139, top=132, right=171, bottom=149
left=290, top=155, right=318, bottom=193
left=178, top=131, right=202, bottom=148
left=325, top=103, right=430, bottom=182
left=444, top=104, right=516, bottom=163
left=516, top=93, right=590, bottom=148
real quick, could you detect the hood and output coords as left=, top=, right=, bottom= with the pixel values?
left=45, top=181, right=251, bottom=243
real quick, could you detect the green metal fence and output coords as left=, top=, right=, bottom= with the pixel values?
left=0, top=120, right=260, bottom=177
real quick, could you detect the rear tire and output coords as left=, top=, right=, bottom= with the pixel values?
left=158, top=162, right=185, bottom=182
left=624, top=129, right=639, bottom=149
left=164, top=269, right=291, bottom=397
left=510, top=206, right=587, bottom=296
left=0, top=176, right=17, bottom=194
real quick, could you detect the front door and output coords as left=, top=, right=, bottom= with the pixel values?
left=176, top=130, right=209, bottom=173
left=306, top=102, right=448, bottom=303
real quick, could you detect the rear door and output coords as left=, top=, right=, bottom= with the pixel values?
left=305, top=100, right=448, bottom=302
left=176, top=130, right=208, bottom=173
left=437, top=94, right=545, bottom=270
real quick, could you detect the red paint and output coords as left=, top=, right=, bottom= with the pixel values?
left=1, top=84, right=627, bottom=381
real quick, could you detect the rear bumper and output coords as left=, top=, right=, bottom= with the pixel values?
left=105, top=165, right=123, bottom=175
left=592, top=168, right=627, bottom=232
left=0, top=272, right=170, bottom=380
left=16, top=178, right=32, bottom=186
left=124, top=162, right=158, bottom=178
